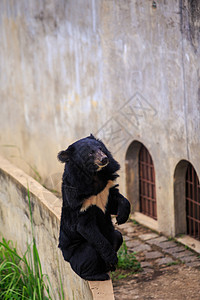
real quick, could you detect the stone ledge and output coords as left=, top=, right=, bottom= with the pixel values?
left=131, top=212, right=159, bottom=232
left=89, top=280, right=114, bottom=300
left=0, top=156, right=114, bottom=300
left=177, top=235, right=200, bottom=254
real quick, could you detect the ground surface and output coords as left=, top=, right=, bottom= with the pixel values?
left=113, top=221, right=200, bottom=300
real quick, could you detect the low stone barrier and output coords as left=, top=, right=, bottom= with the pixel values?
left=0, top=156, right=114, bottom=300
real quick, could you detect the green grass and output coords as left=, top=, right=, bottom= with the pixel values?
left=131, top=219, right=139, bottom=225
left=117, top=241, right=141, bottom=270
left=111, top=241, right=141, bottom=281
left=0, top=188, right=64, bottom=300
left=0, top=238, right=51, bottom=300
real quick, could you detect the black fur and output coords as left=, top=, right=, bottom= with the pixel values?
left=58, top=134, right=130, bottom=281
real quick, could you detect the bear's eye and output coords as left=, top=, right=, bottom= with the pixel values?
left=89, top=150, right=95, bottom=156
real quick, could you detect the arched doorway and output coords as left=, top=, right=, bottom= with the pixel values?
left=174, top=160, right=200, bottom=240
left=125, top=141, right=157, bottom=219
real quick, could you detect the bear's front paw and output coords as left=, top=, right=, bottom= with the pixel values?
left=116, top=213, right=129, bottom=225
left=116, top=200, right=130, bottom=225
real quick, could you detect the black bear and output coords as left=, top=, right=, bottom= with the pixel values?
left=58, top=134, right=130, bottom=281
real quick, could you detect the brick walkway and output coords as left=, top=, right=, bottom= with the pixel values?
left=113, top=220, right=200, bottom=299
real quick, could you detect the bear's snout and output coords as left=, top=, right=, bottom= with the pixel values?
left=94, top=149, right=109, bottom=169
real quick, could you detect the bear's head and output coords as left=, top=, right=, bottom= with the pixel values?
left=58, top=134, right=120, bottom=177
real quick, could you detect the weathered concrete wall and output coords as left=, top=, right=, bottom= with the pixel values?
left=0, top=156, right=115, bottom=300
left=0, top=0, right=199, bottom=236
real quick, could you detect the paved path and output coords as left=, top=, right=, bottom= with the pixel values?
left=113, top=220, right=200, bottom=299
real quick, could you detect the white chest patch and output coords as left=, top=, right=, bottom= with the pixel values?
left=80, top=180, right=115, bottom=213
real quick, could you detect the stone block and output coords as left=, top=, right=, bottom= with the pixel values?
left=173, top=250, right=194, bottom=259
left=126, top=240, right=141, bottom=248
left=181, top=255, right=199, bottom=263
left=155, top=257, right=175, bottom=266
left=146, top=236, right=168, bottom=245
left=141, top=268, right=154, bottom=274
left=117, top=222, right=132, bottom=230
left=125, top=226, right=136, bottom=235
left=124, top=235, right=132, bottom=242
left=185, top=261, right=200, bottom=267
left=130, top=243, right=152, bottom=253
left=145, top=251, right=164, bottom=259
left=157, top=241, right=177, bottom=249
left=139, top=233, right=159, bottom=241
left=140, top=261, right=153, bottom=268
left=165, top=245, right=186, bottom=255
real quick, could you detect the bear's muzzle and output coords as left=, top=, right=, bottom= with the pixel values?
left=94, top=150, right=109, bottom=170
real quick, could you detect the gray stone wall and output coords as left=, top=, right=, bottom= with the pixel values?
left=0, top=156, right=93, bottom=300
left=0, top=0, right=199, bottom=235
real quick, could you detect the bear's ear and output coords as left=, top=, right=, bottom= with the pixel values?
left=89, top=133, right=96, bottom=140
left=57, top=145, right=74, bottom=163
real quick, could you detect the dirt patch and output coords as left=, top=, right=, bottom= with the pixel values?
left=113, top=265, right=200, bottom=300
left=113, top=221, right=200, bottom=299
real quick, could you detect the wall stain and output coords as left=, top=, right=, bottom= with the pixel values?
left=180, top=0, right=200, bottom=52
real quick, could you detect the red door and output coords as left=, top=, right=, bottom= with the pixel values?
left=186, top=164, right=200, bottom=240
left=139, top=145, right=157, bottom=220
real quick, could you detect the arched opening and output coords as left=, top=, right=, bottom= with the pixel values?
left=125, top=141, right=157, bottom=220
left=174, top=160, right=200, bottom=240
